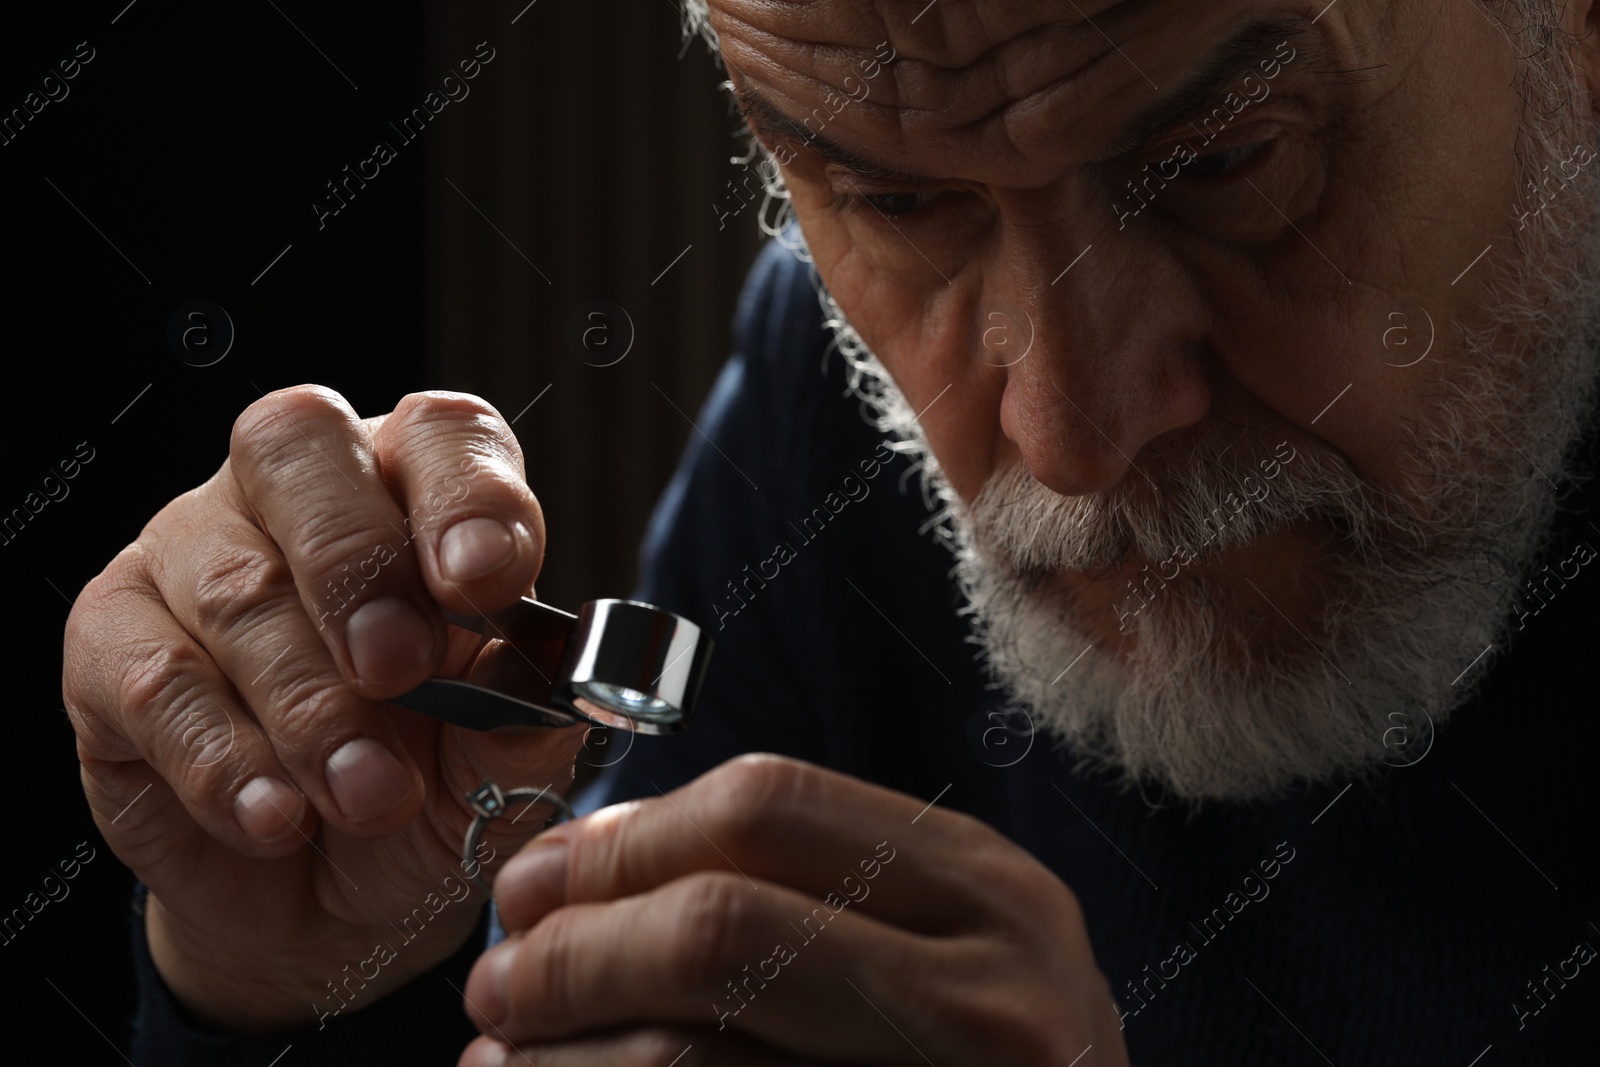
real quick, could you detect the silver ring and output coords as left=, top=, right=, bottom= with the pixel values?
left=462, top=780, right=575, bottom=896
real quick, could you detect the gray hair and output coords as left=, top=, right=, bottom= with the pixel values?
left=681, top=0, right=717, bottom=55
left=677, top=0, right=1590, bottom=495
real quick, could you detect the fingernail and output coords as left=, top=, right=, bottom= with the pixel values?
left=345, top=596, right=434, bottom=685
left=494, top=840, right=570, bottom=914
left=440, top=518, right=516, bottom=582
left=472, top=1043, right=509, bottom=1067
left=234, top=776, right=303, bottom=844
left=325, top=738, right=416, bottom=823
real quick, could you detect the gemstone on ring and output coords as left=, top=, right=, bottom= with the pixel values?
left=467, top=781, right=508, bottom=820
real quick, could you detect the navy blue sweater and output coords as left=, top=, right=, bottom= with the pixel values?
left=131, top=237, right=1600, bottom=1064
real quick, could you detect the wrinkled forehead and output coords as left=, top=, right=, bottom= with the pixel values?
left=705, top=0, right=1315, bottom=181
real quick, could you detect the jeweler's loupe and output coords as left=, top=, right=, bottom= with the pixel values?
left=390, top=596, right=711, bottom=735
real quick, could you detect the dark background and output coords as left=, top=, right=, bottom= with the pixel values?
left=0, top=1, right=761, bottom=1058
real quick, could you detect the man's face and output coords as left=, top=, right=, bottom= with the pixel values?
left=705, top=0, right=1600, bottom=799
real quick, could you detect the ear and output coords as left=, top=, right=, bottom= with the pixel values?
left=1562, top=0, right=1600, bottom=119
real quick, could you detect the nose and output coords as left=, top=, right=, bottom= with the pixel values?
left=992, top=231, right=1212, bottom=496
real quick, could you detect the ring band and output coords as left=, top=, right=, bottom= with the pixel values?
left=462, top=780, right=575, bottom=896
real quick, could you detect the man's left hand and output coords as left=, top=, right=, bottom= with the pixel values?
left=458, top=754, right=1130, bottom=1066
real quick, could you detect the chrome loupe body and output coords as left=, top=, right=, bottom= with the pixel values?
left=391, top=596, right=712, bottom=735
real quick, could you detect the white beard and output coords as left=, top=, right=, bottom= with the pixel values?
left=814, top=80, right=1600, bottom=804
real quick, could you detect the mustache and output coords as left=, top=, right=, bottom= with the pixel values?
left=965, top=429, right=1380, bottom=574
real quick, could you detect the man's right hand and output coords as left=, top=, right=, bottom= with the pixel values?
left=62, top=385, right=587, bottom=1034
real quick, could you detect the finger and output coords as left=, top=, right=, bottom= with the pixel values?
left=145, top=498, right=423, bottom=833
left=457, top=1026, right=829, bottom=1067
left=65, top=548, right=314, bottom=856
left=227, top=384, right=446, bottom=696
left=467, top=871, right=928, bottom=1058
left=495, top=755, right=1033, bottom=935
left=371, top=391, right=545, bottom=615
left=461, top=635, right=568, bottom=708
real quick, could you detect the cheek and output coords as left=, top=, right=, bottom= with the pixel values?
left=1183, top=165, right=1434, bottom=495
left=1234, top=290, right=1454, bottom=503
left=802, top=214, right=1007, bottom=503
left=1206, top=268, right=1394, bottom=479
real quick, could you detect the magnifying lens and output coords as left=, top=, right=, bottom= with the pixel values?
left=390, top=596, right=712, bottom=735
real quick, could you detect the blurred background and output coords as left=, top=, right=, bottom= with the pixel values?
left=0, top=1, right=763, bottom=1057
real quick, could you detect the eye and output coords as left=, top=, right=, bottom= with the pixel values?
left=1179, top=140, right=1270, bottom=180
left=1149, top=129, right=1323, bottom=242
left=829, top=189, right=944, bottom=219
left=865, top=192, right=931, bottom=216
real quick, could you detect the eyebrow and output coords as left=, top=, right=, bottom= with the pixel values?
left=734, top=82, right=934, bottom=183
left=1105, top=16, right=1345, bottom=159
left=732, top=15, right=1357, bottom=183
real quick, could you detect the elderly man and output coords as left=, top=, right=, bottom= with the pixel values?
left=64, top=0, right=1600, bottom=1063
